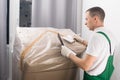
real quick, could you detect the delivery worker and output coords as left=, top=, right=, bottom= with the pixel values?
left=61, top=6, right=116, bottom=80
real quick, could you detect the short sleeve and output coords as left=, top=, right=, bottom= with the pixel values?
left=85, top=33, right=105, bottom=57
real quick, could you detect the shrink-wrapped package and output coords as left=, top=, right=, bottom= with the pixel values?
left=12, top=27, right=86, bottom=80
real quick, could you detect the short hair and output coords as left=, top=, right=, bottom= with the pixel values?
left=86, top=7, right=105, bottom=22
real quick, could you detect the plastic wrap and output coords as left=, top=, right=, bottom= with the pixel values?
left=13, top=27, right=86, bottom=80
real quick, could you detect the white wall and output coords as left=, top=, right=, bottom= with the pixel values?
left=81, top=0, right=120, bottom=80
left=9, top=0, right=20, bottom=80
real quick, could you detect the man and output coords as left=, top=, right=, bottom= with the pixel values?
left=61, top=7, right=116, bottom=80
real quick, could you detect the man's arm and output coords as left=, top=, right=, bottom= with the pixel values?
left=61, top=46, right=96, bottom=71
left=69, top=53, right=96, bottom=71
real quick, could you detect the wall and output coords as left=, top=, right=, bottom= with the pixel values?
left=9, top=0, right=20, bottom=80
left=0, top=0, right=9, bottom=80
left=81, top=0, right=120, bottom=80
left=32, top=0, right=78, bottom=32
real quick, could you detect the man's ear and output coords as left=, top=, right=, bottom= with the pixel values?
left=94, top=16, right=98, bottom=23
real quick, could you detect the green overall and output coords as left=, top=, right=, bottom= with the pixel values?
left=83, top=31, right=114, bottom=80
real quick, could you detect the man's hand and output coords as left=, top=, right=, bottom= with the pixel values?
left=73, top=34, right=84, bottom=42
left=73, top=34, right=88, bottom=46
left=61, top=46, right=76, bottom=58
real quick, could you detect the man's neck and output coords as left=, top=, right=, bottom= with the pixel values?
left=94, top=26, right=104, bottom=31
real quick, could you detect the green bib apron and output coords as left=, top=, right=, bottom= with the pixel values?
left=83, top=31, right=114, bottom=80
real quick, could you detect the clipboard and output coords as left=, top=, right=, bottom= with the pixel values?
left=58, top=33, right=64, bottom=45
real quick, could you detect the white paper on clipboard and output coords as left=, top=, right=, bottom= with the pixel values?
left=62, top=35, right=75, bottom=43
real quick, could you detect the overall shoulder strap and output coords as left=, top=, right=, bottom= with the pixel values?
left=97, top=31, right=112, bottom=55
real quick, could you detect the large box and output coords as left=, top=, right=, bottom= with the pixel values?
left=12, top=27, right=86, bottom=80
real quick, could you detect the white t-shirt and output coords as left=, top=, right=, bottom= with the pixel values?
left=85, top=27, right=116, bottom=76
